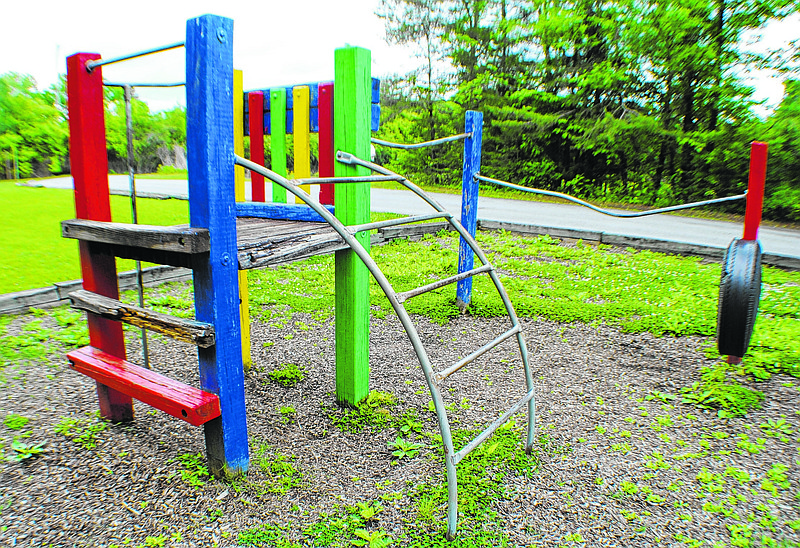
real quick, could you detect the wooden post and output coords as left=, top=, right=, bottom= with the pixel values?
left=743, top=142, right=768, bottom=241
left=456, top=111, right=483, bottom=309
left=186, top=14, right=249, bottom=476
left=318, top=82, right=335, bottom=205
left=293, top=86, right=312, bottom=195
left=234, top=70, right=252, bottom=370
left=270, top=88, right=288, bottom=203
left=67, top=52, right=133, bottom=422
left=248, top=91, right=266, bottom=202
left=334, top=47, right=371, bottom=406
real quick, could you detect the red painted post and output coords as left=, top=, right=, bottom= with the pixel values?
left=742, top=141, right=768, bottom=241
left=67, top=52, right=133, bottom=421
left=248, top=91, right=266, bottom=202
left=318, top=82, right=335, bottom=205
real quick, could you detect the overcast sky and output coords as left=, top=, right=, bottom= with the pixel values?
left=1, top=0, right=797, bottom=114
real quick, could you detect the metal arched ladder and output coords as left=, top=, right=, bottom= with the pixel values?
left=235, top=153, right=536, bottom=540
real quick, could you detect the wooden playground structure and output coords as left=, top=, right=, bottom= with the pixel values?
left=60, top=13, right=766, bottom=540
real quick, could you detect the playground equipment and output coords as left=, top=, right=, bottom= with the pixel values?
left=447, top=140, right=768, bottom=362
left=61, top=14, right=534, bottom=539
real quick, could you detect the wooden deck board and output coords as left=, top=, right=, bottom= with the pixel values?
left=236, top=217, right=346, bottom=270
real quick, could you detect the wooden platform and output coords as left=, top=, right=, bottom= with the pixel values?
left=236, top=217, right=346, bottom=269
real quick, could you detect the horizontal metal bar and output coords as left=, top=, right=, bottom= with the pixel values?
left=435, top=324, right=521, bottom=383
left=348, top=213, right=453, bottom=234
left=371, top=133, right=472, bottom=150
left=295, top=175, right=403, bottom=185
left=86, top=41, right=185, bottom=71
left=475, top=175, right=747, bottom=218
left=453, top=388, right=536, bottom=465
left=396, top=264, right=493, bottom=304
left=103, top=81, right=185, bottom=88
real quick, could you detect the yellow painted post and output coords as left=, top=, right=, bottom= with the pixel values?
left=233, top=69, right=252, bottom=370
left=293, top=86, right=311, bottom=196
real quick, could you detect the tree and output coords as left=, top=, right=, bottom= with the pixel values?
left=0, top=73, right=68, bottom=178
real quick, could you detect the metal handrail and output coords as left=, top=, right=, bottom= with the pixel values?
left=371, top=132, right=472, bottom=150
left=475, top=174, right=747, bottom=218
left=103, top=81, right=185, bottom=88
left=86, top=41, right=185, bottom=71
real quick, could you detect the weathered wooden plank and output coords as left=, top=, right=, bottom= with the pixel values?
left=234, top=69, right=252, bottom=370
left=69, top=289, right=215, bottom=347
left=248, top=91, right=266, bottom=202
left=293, top=86, right=312, bottom=196
left=334, top=46, right=372, bottom=407
left=66, top=51, right=133, bottom=422
left=318, top=82, right=335, bottom=205
left=62, top=219, right=210, bottom=253
left=270, top=88, right=288, bottom=203
left=456, top=111, right=483, bottom=309
left=186, top=13, right=249, bottom=475
left=67, top=345, right=221, bottom=427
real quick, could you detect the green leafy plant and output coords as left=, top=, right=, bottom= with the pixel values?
left=354, top=501, right=384, bottom=522
left=3, top=413, right=29, bottom=430
left=170, top=453, right=210, bottom=489
left=6, top=439, right=45, bottom=462
left=387, top=436, right=423, bottom=461
left=267, top=363, right=306, bottom=387
left=351, top=529, right=391, bottom=548
left=54, top=415, right=107, bottom=449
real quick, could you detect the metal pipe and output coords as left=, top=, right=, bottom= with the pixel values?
left=104, top=81, right=185, bottom=88
left=234, top=152, right=460, bottom=538
left=371, top=132, right=472, bottom=150
left=476, top=174, right=747, bottom=218
left=435, top=324, right=521, bottom=383
left=123, top=86, right=149, bottom=368
left=347, top=212, right=451, bottom=234
left=86, top=41, right=185, bottom=71
left=396, top=264, right=494, bottom=304
left=295, top=175, right=403, bottom=185
left=453, top=389, right=536, bottom=465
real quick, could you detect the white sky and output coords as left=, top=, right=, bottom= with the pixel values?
left=1, top=1, right=797, bottom=114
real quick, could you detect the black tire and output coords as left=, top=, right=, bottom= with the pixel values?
left=717, top=238, right=762, bottom=357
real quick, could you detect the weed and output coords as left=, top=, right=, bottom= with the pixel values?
left=254, top=443, right=302, bottom=495
left=54, top=414, right=107, bottom=449
left=170, top=453, right=209, bottom=489
left=388, top=437, right=424, bottom=461
left=328, top=391, right=398, bottom=434
left=352, top=529, right=392, bottom=548
left=6, top=439, right=46, bottom=462
left=268, top=363, right=306, bottom=387
left=3, top=413, right=29, bottom=430
left=354, top=501, right=384, bottom=522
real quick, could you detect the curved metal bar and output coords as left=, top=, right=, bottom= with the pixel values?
left=476, top=174, right=747, bottom=218
left=236, top=153, right=535, bottom=539
left=337, top=152, right=537, bottom=533
left=103, top=81, right=185, bottom=88
left=371, top=133, right=471, bottom=150
left=86, top=41, right=185, bottom=71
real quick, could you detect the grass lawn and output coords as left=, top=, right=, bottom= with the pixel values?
left=0, top=181, right=189, bottom=294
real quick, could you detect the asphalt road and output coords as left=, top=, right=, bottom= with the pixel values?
left=25, top=175, right=799, bottom=259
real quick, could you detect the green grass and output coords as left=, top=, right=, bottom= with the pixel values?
left=0, top=181, right=188, bottom=293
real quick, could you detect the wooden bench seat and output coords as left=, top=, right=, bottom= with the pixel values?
left=67, top=346, right=221, bottom=426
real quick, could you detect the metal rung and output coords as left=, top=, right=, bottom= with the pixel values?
left=395, top=264, right=493, bottom=304
left=453, top=388, right=536, bottom=465
left=435, top=324, right=521, bottom=383
left=348, top=212, right=452, bottom=234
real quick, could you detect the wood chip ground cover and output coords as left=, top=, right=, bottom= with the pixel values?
left=0, top=232, right=798, bottom=548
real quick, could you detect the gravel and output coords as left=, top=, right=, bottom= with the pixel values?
left=1, top=291, right=798, bottom=547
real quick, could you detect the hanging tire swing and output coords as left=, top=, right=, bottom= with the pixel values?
left=717, top=238, right=762, bottom=358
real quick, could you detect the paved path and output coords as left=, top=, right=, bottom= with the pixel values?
left=23, top=175, right=799, bottom=259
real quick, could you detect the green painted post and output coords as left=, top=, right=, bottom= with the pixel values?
left=334, top=46, right=371, bottom=406
left=270, top=88, right=288, bottom=203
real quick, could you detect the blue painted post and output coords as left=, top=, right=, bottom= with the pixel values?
left=456, top=111, right=483, bottom=309
left=185, top=14, right=249, bottom=476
